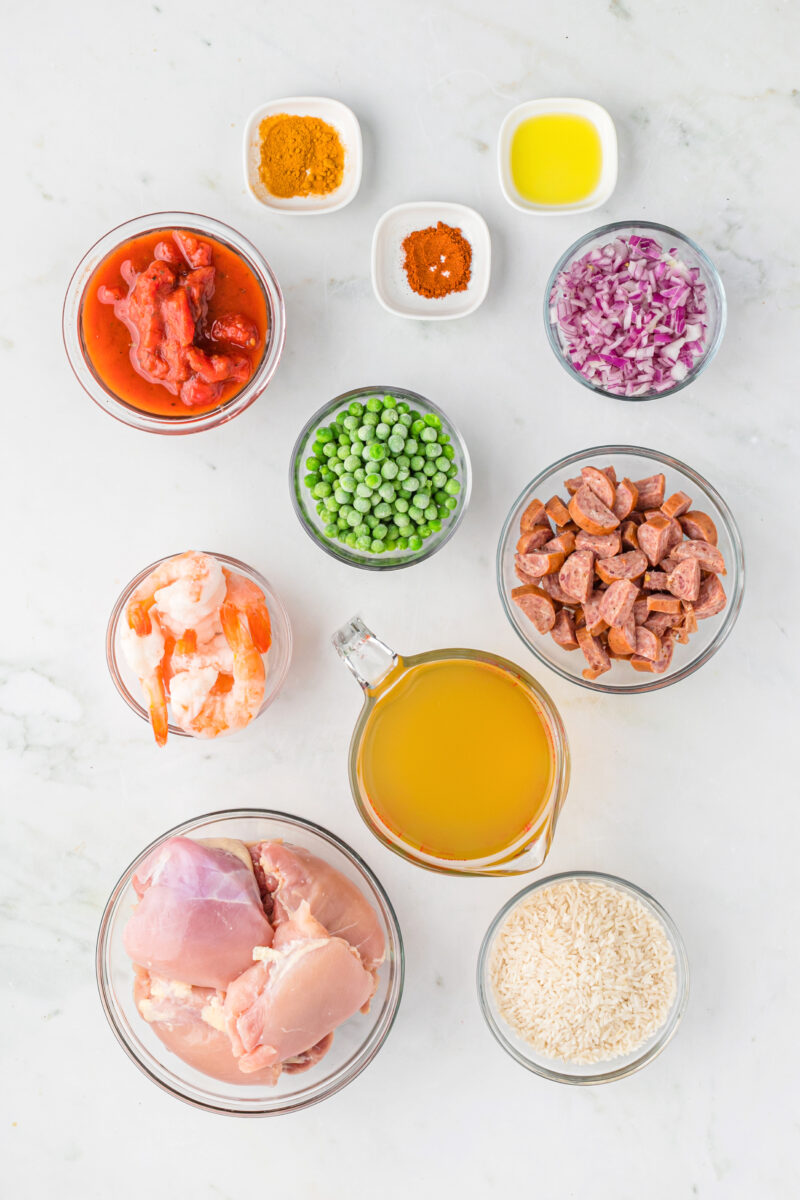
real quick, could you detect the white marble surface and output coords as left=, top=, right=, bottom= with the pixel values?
left=3, top=0, right=799, bottom=1194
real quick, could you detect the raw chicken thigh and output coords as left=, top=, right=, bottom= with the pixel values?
left=125, top=835, right=385, bottom=1086
left=124, top=837, right=273, bottom=989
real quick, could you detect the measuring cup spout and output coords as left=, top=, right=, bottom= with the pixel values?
left=332, top=616, right=398, bottom=692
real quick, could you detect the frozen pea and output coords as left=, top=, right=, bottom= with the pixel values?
left=404, top=476, right=419, bottom=492
left=321, top=443, right=337, bottom=458
left=374, top=503, right=392, bottom=519
left=316, top=427, right=334, bottom=443
left=435, top=456, right=450, bottom=473
left=375, top=423, right=390, bottom=440
left=365, top=472, right=381, bottom=488
left=438, top=432, right=450, bottom=443
left=391, top=423, right=406, bottom=438
left=424, top=412, right=441, bottom=428
left=370, top=539, right=386, bottom=553
left=304, top=473, right=319, bottom=488
left=365, top=514, right=378, bottom=530
left=445, top=496, right=458, bottom=510
left=337, top=444, right=350, bottom=460
left=357, top=424, right=372, bottom=441
left=396, top=468, right=410, bottom=482
left=395, top=512, right=411, bottom=528
left=368, top=443, right=386, bottom=462
left=344, top=454, right=360, bottom=472
left=425, top=504, right=438, bottom=521
left=311, top=440, right=324, bottom=457
left=330, top=461, right=344, bottom=476
left=419, top=524, right=432, bottom=539
left=381, top=461, right=399, bottom=480
left=354, top=523, right=370, bottom=538
left=416, top=491, right=430, bottom=508
left=324, top=523, right=338, bottom=538
left=345, top=532, right=358, bottom=548
left=432, top=471, right=447, bottom=489
left=434, top=490, right=447, bottom=503
left=423, top=462, right=437, bottom=477
left=395, top=497, right=409, bottom=513
left=373, top=523, right=388, bottom=540
left=339, top=474, right=356, bottom=492
left=410, top=455, right=424, bottom=471
left=425, top=443, right=440, bottom=459
left=442, top=444, right=455, bottom=460
left=354, top=468, right=366, bottom=482
left=399, top=412, right=412, bottom=427
left=386, top=524, right=400, bottom=540
left=319, top=466, right=334, bottom=481
left=363, top=411, right=379, bottom=426
left=420, top=427, right=437, bottom=443
left=396, top=536, right=409, bottom=550
left=396, top=454, right=410, bottom=469
left=408, top=505, right=423, bottom=522
left=366, top=396, right=382, bottom=412
left=388, top=435, right=405, bottom=454
left=306, top=455, right=320, bottom=471
left=324, top=495, right=339, bottom=512
left=445, top=479, right=461, bottom=496
left=355, top=535, right=372, bottom=551
left=447, top=463, right=458, bottom=477
left=382, top=409, right=399, bottom=425
left=385, top=540, right=397, bottom=552
left=379, top=482, right=395, bottom=502
left=315, top=501, right=327, bottom=516
left=348, top=400, right=364, bottom=417
left=438, top=504, right=449, bottom=519
left=396, top=401, right=409, bottom=413
left=356, top=482, right=372, bottom=499
left=353, top=497, right=371, bottom=514
left=338, top=434, right=350, bottom=447
left=408, top=534, right=423, bottom=551
left=411, top=418, right=425, bottom=435
left=343, top=414, right=359, bottom=431
left=429, top=518, right=443, bottom=531
left=405, top=439, right=418, bottom=456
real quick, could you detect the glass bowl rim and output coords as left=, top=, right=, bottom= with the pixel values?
left=62, top=209, right=286, bottom=435
left=95, top=806, right=405, bottom=1115
left=496, top=443, right=745, bottom=694
left=289, top=385, right=473, bottom=572
left=543, top=219, right=727, bottom=401
left=345, top=644, right=571, bottom=876
left=476, top=868, right=690, bottom=1085
left=105, top=550, right=293, bottom=738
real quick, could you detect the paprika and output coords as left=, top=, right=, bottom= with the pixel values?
left=401, top=222, right=472, bottom=299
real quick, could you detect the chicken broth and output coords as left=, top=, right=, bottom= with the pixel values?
left=356, top=658, right=555, bottom=861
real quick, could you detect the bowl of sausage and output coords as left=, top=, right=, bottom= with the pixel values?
left=497, top=446, right=744, bottom=693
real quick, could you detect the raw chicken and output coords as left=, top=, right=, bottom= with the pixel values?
left=250, top=841, right=386, bottom=971
left=124, top=837, right=273, bottom=989
left=223, top=902, right=374, bottom=1073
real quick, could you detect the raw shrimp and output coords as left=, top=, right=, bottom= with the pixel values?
left=221, top=568, right=272, bottom=653
left=181, top=592, right=266, bottom=739
left=120, top=621, right=169, bottom=747
left=126, top=551, right=225, bottom=637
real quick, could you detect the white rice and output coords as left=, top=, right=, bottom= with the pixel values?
left=488, top=878, right=677, bottom=1065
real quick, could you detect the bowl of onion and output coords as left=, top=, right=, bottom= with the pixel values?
left=544, top=221, right=726, bottom=401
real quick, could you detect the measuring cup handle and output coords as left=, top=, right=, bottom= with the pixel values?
left=332, top=616, right=398, bottom=691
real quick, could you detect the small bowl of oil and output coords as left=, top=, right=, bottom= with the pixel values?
left=498, top=98, right=618, bottom=215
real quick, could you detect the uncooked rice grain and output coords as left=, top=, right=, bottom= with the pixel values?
left=489, top=878, right=677, bottom=1065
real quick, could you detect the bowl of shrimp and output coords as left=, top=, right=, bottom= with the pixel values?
left=106, top=551, right=293, bottom=744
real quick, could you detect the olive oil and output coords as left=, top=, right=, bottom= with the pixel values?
left=511, top=113, right=602, bottom=206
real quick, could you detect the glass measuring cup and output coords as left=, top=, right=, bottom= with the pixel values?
left=333, top=617, right=571, bottom=876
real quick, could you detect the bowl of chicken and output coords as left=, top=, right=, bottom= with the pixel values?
left=96, top=809, right=404, bottom=1115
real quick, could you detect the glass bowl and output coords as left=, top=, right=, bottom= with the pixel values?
left=106, top=551, right=292, bottom=740
left=477, top=870, right=689, bottom=1084
left=544, top=220, right=726, bottom=400
left=290, top=386, right=472, bottom=571
left=497, top=445, right=744, bottom=694
left=63, top=211, right=286, bottom=434
left=96, top=809, right=404, bottom=1115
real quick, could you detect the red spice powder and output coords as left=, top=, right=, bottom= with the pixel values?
left=402, top=222, right=472, bottom=299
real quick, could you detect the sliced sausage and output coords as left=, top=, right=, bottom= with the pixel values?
left=511, top=585, right=557, bottom=634
left=514, top=555, right=540, bottom=586
left=568, top=486, right=620, bottom=536
left=575, top=530, right=621, bottom=557
left=648, top=633, right=675, bottom=674
left=516, top=526, right=552, bottom=554
left=612, top=477, right=639, bottom=521
left=516, top=549, right=565, bottom=577
left=620, top=520, right=640, bottom=550
left=633, top=598, right=650, bottom=625
left=638, top=514, right=675, bottom=566
left=661, top=491, right=692, bottom=519
left=679, top=509, right=718, bottom=546
left=634, top=473, right=666, bottom=510
left=669, top=539, right=726, bottom=575
left=540, top=573, right=581, bottom=606
left=634, top=626, right=662, bottom=662
left=643, top=570, right=670, bottom=591
left=581, top=465, right=616, bottom=509
left=646, top=593, right=682, bottom=614
left=576, top=625, right=611, bottom=674
left=520, top=497, right=549, bottom=532
left=693, top=574, right=727, bottom=618
left=595, top=550, right=648, bottom=583
left=643, top=612, right=679, bottom=636
left=550, top=608, right=579, bottom=650
left=599, top=578, right=639, bottom=628
left=558, top=549, right=595, bottom=603
left=608, top=614, right=637, bottom=656
left=603, top=465, right=618, bottom=486
left=545, top=495, right=571, bottom=527
left=666, top=557, right=701, bottom=601
left=564, top=475, right=583, bottom=495
left=544, top=531, right=576, bottom=556
left=582, top=590, right=609, bottom=636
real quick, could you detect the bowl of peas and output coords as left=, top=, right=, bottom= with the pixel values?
left=290, top=386, right=472, bottom=570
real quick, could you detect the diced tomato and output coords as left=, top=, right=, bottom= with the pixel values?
left=211, top=313, right=259, bottom=350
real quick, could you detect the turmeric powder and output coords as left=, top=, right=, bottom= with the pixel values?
left=257, top=114, right=344, bottom=198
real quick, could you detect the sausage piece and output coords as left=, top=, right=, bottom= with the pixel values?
left=582, top=590, right=609, bottom=636
left=540, top=573, right=581, bottom=606
left=511, top=585, right=557, bottom=634
left=581, top=466, right=616, bottom=509
left=558, top=548, right=595, bottom=603
left=608, top=614, right=637, bottom=656
left=550, top=608, right=579, bottom=650
left=646, top=593, right=682, bottom=614
left=667, top=557, right=701, bottom=601
left=634, top=473, right=666, bottom=510
left=568, top=486, right=620, bottom=536
left=520, top=498, right=549, bottom=532
left=576, top=625, right=611, bottom=675
left=516, top=549, right=565, bottom=577
left=620, top=520, right=640, bottom=550
left=661, top=491, right=693, bottom=519
left=599, top=579, right=639, bottom=628
left=575, top=531, right=622, bottom=557
left=679, top=510, right=718, bottom=546
left=545, top=495, right=571, bottom=527
left=643, top=570, right=670, bottom=591
left=543, top=531, right=576, bottom=556
left=693, top=574, right=727, bottom=618
left=634, top=626, right=662, bottom=661
left=637, top=514, right=676, bottom=567
left=669, top=539, right=726, bottom=575
left=612, top=477, right=639, bottom=521
left=516, top=526, right=552, bottom=554
left=595, top=550, right=648, bottom=583
left=564, top=475, right=583, bottom=495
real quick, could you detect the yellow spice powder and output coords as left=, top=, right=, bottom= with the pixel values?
left=257, top=114, right=344, bottom=198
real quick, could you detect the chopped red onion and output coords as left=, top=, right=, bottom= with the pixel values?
left=549, top=235, right=709, bottom=396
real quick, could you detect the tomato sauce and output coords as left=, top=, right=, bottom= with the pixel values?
left=81, top=229, right=269, bottom=418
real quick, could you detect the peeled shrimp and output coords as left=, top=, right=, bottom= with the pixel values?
left=181, top=595, right=266, bottom=739
left=126, top=551, right=226, bottom=637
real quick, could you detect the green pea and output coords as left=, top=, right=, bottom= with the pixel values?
left=408, top=505, right=423, bottom=522
left=424, top=412, right=441, bottom=427
left=405, top=438, right=418, bottom=456
left=381, top=461, right=399, bottom=480
left=365, top=514, right=377, bottom=530
left=381, top=409, right=398, bottom=425
left=368, top=443, right=386, bottom=462
left=445, top=479, right=461, bottom=496
left=374, top=503, right=391, bottom=520
left=396, top=536, right=409, bottom=550
left=316, top=501, right=327, bottom=516
left=343, top=454, right=359, bottom=472
left=404, top=477, right=419, bottom=492
left=408, top=534, right=423, bottom=551
left=434, top=490, right=447, bottom=503
left=306, top=455, right=321, bottom=471
left=447, top=463, right=459, bottom=477
left=411, top=418, right=425, bottom=435
left=324, top=495, right=339, bottom=512
left=356, top=483, right=372, bottom=499
left=442, top=444, right=455, bottom=460
left=419, top=524, right=432, bottom=538
left=366, top=396, right=382, bottom=413
left=317, top=427, right=334, bottom=443
left=348, top=400, right=364, bottom=417
left=363, top=411, right=379, bottom=426
left=311, top=440, right=324, bottom=457
left=324, top=523, right=338, bottom=538
left=319, top=466, right=334, bottom=481
left=385, top=539, right=397, bottom=551
left=350, top=439, right=364, bottom=456
left=338, top=434, right=350, bottom=447
left=438, top=432, right=450, bottom=443
left=416, top=492, right=430, bottom=508
left=337, top=444, right=350, bottom=460
left=371, top=538, right=386, bottom=553
left=355, top=522, right=370, bottom=537
left=395, top=512, right=411, bottom=529
left=353, top=497, right=371, bottom=514
left=423, top=462, right=437, bottom=477
left=425, top=443, right=441, bottom=459
left=337, top=516, right=349, bottom=529
left=345, top=532, right=358, bottom=548
left=355, top=535, right=372, bottom=551
left=396, top=468, right=410, bottom=482
left=399, top=412, right=412, bottom=427
left=354, top=468, right=366, bottom=482
left=379, top=482, right=395, bottom=502
left=438, top=504, right=450, bottom=519
left=357, top=424, right=372, bottom=441
left=339, top=474, right=356, bottom=492
left=396, top=401, right=409, bottom=413
left=363, top=472, right=379, bottom=489
left=425, top=504, right=438, bottom=521
left=342, top=415, right=358, bottom=432
left=373, top=523, right=388, bottom=540
left=388, top=435, right=404, bottom=454
left=386, top=524, right=400, bottom=540
left=304, top=473, right=319, bottom=488
left=321, top=443, right=337, bottom=458
left=330, top=460, right=344, bottom=476
left=420, top=427, right=437, bottom=443
left=395, top=497, right=409, bottom=513
left=410, top=455, right=424, bottom=471
left=445, top=496, right=458, bottom=510
left=429, top=518, right=443, bottom=531
left=375, top=422, right=390, bottom=440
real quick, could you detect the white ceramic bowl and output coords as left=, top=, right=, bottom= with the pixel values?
left=498, top=98, right=618, bottom=215
left=371, top=201, right=491, bottom=320
left=243, top=97, right=362, bottom=214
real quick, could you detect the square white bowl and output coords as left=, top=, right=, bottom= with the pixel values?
left=243, top=96, right=362, bottom=214
left=498, top=98, right=618, bottom=215
left=371, top=201, right=491, bottom=320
